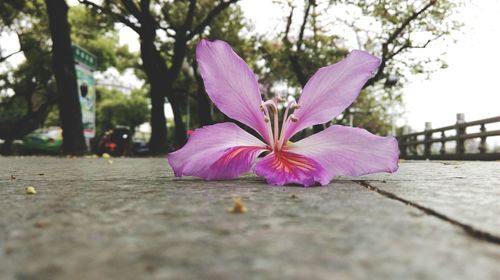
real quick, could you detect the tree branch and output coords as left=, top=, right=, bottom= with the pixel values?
left=122, top=0, right=143, bottom=22
left=364, top=0, right=436, bottom=88
left=186, top=0, right=239, bottom=40
left=0, top=49, right=22, bottom=63
left=184, top=0, right=197, bottom=32
left=283, top=5, right=294, bottom=43
left=296, top=0, right=312, bottom=51
left=78, top=0, right=141, bottom=33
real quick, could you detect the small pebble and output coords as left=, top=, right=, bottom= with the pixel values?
left=25, top=186, right=36, bottom=194
left=102, top=153, right=111, bottom=159
left=108, top=160, right=113, bottom=164
left=11, top=175, right=16, bottom=180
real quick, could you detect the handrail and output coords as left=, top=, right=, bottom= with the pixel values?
left=397, top=115, right=500, bottom=160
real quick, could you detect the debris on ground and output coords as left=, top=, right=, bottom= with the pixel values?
left=226, top=197, right=247, bottom=214
left=25, top=186, right=36, bottom=194
left=34, top=220, right=50, bottom=228
left=102, top=153, right=111, bottom=159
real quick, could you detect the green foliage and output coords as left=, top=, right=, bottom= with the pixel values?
left=0, top=0, right=56, bottom=142
left=259, top=0, right=461, bottom=135
left=0, top=0, right=136, bottom=144
left=69, top=5, right=136, bottom=72
left=95, top=87, right=149, bottom=137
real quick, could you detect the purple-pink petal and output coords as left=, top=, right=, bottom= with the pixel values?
left=168, top=122, right=267, bottom=180
left=196, top=39, right=271, bottom=144
left=255, top=150, right=329, bottom=187
left=288, top=125, right=399, bottom=181
left=283, top=50, right=381, bottom=141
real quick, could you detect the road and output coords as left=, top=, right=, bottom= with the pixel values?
left=1, top=157, right=499, bottom=280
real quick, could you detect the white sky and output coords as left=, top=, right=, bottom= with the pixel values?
left=2, top=0, right=499, bottom=134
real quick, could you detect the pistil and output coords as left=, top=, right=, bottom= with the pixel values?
left=261, top=98, right=300, bottom=151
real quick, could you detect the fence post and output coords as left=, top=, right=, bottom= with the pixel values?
left=424, top=122, right=432, bottom=158
left=456, top=113, right=466, bottom=154
left=399, top=125, right=410, bottom=158
left=479, top=124, right=487, bottom=154
left=440, top=131, right=446, bottom=155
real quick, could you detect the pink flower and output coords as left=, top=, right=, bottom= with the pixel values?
left=168, top=39, right=399, bottom=187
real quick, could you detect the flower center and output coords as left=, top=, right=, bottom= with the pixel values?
left=260, top=97, right=300, bottom=151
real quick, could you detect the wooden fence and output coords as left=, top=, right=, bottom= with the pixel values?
left=398, top=115, right=500, bottom=160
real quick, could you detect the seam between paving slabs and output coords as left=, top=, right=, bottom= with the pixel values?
left=354, top=180, right=500, bottom=246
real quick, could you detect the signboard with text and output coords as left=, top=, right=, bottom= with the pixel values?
left=73, top=45, right=96, bottom=138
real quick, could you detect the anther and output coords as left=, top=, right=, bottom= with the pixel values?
left=259, top=105, right=265, bottom=112
left=264, top=116, right=270, bottom=122
left=292, top=104, right=301, bottom=109
left=290, top=115, right=299, bottom=122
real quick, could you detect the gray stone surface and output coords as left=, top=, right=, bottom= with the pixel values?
left=1, top=157, right=499, bottom=280
left=358, top=161, right=500, bottom=235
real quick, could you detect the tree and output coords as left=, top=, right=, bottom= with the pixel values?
left=264, top=0, right=459, bottom=135
left=0, top=0, right=135, bottom=154
left=184, top=3, right=257, bottom=128
left=95, top=87, right=149, bottom=137
left=45, top=0, right=86, bottom=154
left=79, top=0, right=239, bottom=153
left=0, top=0, right=57, bottom=154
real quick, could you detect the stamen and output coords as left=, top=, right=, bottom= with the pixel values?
left=262, top=100, right=278, bottom=113
left=276, top=101, right=298, bottom=150
left=261, top=98, right=302, bottom=151
left=261, top=102, right=275, bottom=149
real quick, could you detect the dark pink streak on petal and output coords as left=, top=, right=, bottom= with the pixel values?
left=168, top=122, right=267, bottom=180
left=255, top=150, right=328, bottom=187
left=196, top=39, right=271, bottom=144
left=283, top=50, right=381, bottom=141
left=290, top=125, right=399, bottom=182
left=206, top=146, right=267, bottom=180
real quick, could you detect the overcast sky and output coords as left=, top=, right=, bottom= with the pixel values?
left=2, top=0, right=499, bottom=134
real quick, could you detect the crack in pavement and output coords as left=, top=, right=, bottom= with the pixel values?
left=354, top=180, right=500, bottom=246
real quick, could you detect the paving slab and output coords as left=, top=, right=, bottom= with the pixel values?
left=0, top=157, right=499, bottom=280
left=358, top=161, right=500, bottom=236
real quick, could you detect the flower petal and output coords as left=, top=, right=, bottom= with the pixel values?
left=288, top=125, right=399, bottom=182
left=283, top=50, right=381, bottom=141
left=255, top=150, right=328, bottom=187
left=168, top=122, right=267, bottom=180
left=196, top=39, right=271, bottom=144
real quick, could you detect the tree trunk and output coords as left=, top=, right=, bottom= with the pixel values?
left=0, top=139, right=13, bottom=155
left=45, top=0, right=86, bottom=154
left=193, top=63, right=213, bottom=126
left=138, top=8, right=187, bottom=153
left=166, top=37, right=189, bottom=148
left=140, top=38, right=169, bottom=154
left=169, top=97, right=187, bottom=146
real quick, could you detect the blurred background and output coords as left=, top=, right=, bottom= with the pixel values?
left=1, top=0, right=499, bottom=156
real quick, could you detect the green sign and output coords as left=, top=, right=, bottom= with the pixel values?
left=76, top=67, right=96, bottom=138
left=72, top=44, right=97, bottom=69
left=73, top=44, right=96, bottom=138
